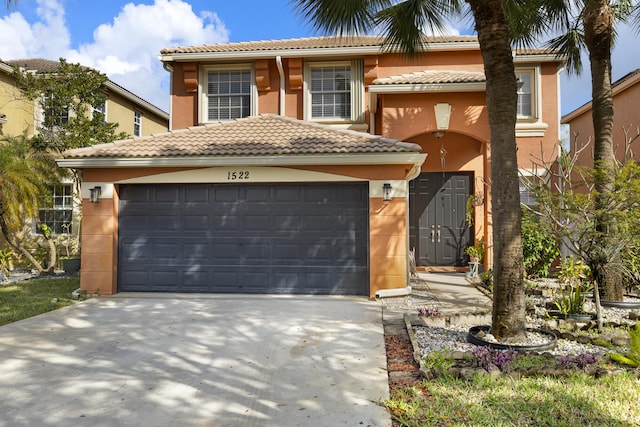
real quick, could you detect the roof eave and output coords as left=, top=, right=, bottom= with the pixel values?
left=104, top=81, right=169, bottom=120
left=56, top=152, right=427, bottom=169
left=159, top=42, right=481, bottom=62
left=369, top=82, right=485, bottom=93
left=514, top=53, right=565, bottom=64
left=562, top=71, right=640, bottom=123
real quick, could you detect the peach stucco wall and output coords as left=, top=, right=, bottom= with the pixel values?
left=80, top=198, right=117, bottom=295
left=566, top=79, right=640, bottom=167
left=370, top=198, right=408, bottom=292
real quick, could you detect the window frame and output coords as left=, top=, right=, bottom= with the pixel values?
left=40, top=94, right=69, bottom=129
left=303, top=60, right=364, bottom=124
left=91, top=98, right=107, bottom=122
left=515, top=68, right=539, bottom=121
left=133, top=110, right=142, bottom=137
left=199, top=64, right=257, bottom=123
left=38, top=183, right=74, bottom=235
left=515, top=66, right=548, bottom=137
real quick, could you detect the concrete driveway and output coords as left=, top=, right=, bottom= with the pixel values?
left=0, top=295, right=390, bottom=427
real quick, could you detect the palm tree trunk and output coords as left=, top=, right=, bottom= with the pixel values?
left=583, top=0, right=623, bottom=301
left=467, top=0, right=526, bottom=340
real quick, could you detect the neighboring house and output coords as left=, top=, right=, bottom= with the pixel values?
left=0, top=58, right=169, bottom=243
left=57, top=36, right=564, bottom=298
left=562, top=68, right=640, bottom=165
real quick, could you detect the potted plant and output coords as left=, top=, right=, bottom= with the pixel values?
left=465, top=241, right=485, bottom=262
left=465, top=240, right=485, bottom=277
left=59, top=223, right=81, bottom=273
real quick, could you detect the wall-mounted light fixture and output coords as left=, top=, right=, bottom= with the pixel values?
left=382, top=183, right=392, bottom=202
left=89, top=186, right=102, bottom=203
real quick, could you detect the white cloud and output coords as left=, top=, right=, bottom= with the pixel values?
left=1, top=0, right=228, bottom=112
left=67, top=0, right=229, bottom=111
left=0, top=0, right=70, bottom=59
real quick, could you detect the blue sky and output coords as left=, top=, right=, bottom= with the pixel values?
left=1, top=0, right=639, bottom=116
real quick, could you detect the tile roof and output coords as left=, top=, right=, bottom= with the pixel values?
left=160, top=35, right=478, bottom=55
left=372, top=70, right=485, bottom=85
left=161, top=35, right=558, bottom=58
left=6, top=58, right=77, bottom=72
left=613, top=68, right=640, bottom=89
left=62, top=114, right=421, bottom=159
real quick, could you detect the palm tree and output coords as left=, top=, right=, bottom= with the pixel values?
left=293, top=0, right=533, bottom=339
left=0, top=134, right=59, bottom=272
left=545, top=1, right=640, bottom=301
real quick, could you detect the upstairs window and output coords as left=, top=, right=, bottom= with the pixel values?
left=42, top=94, right=69, bottom=128
left=204, top=67, right=254, bottom=121
left=305, top=61, right=364, bottom=123
left=516, top=70, right=534, bottom=119
left=39, top=184, right=73, bottom=234
left=133, top=111, right=142, bottom=137
left=310, top=65, right=351, bottom=119
left=92, top=100, right=107, bottom=122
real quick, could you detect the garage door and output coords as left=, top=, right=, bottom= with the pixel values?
left=117, top=183, right=369, bottom=294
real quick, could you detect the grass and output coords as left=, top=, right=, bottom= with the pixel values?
left=384, top=372, right=640, bottom=426
left=0, top=276, right=80, bottom=326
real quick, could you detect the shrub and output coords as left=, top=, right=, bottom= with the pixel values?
left=609, top=323, right=640, bottom=367
left=521, top=208, right=560, bottom=278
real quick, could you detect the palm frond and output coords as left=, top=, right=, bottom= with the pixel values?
left=375, top=0, right=461, bottom=55
left=546, top=28, right=585, bottom=75
left=292, top=0, right=391, bottom=36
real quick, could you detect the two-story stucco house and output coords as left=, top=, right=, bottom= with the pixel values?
left=57, top=36, right=564, bottom=298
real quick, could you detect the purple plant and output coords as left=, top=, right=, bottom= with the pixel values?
left=472, top=346, right=517, bottom=372
left=417, top=306, right=441, bottom=318
left=557, top=353, right=600, bottom=369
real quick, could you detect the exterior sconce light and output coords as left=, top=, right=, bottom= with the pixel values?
left=382, top=183, right=392, bottom=202
left=89, top=186, right=102, bottom=203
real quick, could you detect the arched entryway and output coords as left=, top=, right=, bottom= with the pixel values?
left=407, top=131, right=487, bottom=268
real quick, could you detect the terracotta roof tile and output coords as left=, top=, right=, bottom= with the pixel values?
left=372, top=70, right=485, bottom=85
left=6, top=58, right=63, bottom=72
left=160, top=35, right=478, bottom=55
left=62, top=115, right=421, bottom=158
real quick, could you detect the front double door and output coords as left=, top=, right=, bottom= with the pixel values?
left=409, top=172, right=472, bottom=267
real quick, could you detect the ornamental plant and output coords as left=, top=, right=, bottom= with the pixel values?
left=471, top=346, right=516, bottom=372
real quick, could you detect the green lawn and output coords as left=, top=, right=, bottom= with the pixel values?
left=384, top=373, right=640, bottom=426
left=0, top=276, right=80, bottom=326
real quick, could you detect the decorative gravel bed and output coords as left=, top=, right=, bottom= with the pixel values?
left=401, top=285, right=640, bottom=378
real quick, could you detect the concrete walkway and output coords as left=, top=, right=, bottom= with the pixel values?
left=416, top=272, right=492, bottom=314
left=381, top=272, right=492, bottom=322
left=0, top=295, right=390, bottom=427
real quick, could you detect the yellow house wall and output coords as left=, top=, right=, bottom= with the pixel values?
left=106, top=91, right=168, bottom=137
left=0, top=72, right=35, bottom=136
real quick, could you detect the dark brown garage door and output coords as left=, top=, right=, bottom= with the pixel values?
left=117, top=183, right=369, bottom=294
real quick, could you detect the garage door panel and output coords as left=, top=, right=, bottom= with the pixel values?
left=118, top=183, right=369, bottom=294
left=214, top=186, right=240, bottom=201
left=154, top=215, right=180, bottom=231
left=183, top=215, right=209, bottom=231
left=185, top=186, right=210, bottom=202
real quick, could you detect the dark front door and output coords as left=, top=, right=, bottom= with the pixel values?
left=117, top=182, right=369, bottom=294
left=409, top=172, right=472, bottom=266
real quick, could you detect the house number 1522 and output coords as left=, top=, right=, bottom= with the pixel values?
left=227, top=171, right=250, bottom=180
